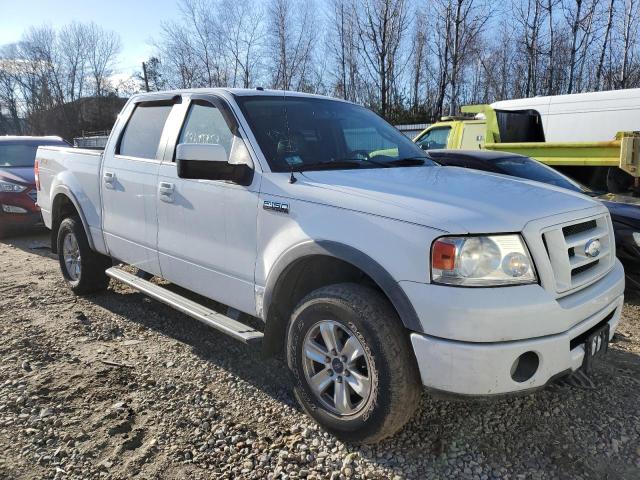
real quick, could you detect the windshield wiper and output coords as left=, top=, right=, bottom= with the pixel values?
left=387, top=157, right=427, bottom=167
left=294, top=156, right=427, bottom=172
left=295, top=158, right=388, bottom=172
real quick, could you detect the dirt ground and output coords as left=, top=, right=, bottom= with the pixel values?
left=0, top=232, right=639, bottom=480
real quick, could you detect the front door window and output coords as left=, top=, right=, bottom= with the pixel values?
left=416, top=127, right=451, bottom=150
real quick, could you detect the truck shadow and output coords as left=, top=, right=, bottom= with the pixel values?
left=86, top=282, right=640, bottom=479
left=87, top=285, right=300, bottom=411
left=0, top=230, right=54, bottom=260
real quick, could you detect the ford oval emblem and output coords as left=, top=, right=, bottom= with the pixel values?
left=584, top=238, right=601, bottom=258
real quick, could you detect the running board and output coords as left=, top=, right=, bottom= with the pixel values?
left=105, top=267, right=263, bottom=346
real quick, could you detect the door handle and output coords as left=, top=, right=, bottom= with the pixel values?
left=159, top=182, right=175, bottom=203
left=103, top=171, right=116, bottom=189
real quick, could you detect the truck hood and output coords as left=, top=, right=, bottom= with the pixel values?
left=297, top=166, right=600, bottom=233
left=0, top=166, right=35, bottom=186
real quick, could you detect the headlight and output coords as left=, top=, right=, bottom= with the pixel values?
left=633, top=232, right=640, bottom=247
left=431, top=234, right=537, bottom=286
left=0, top=179, right=27, bottom=193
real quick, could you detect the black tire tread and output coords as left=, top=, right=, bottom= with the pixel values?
left=57, top=216, right=111, bottom=295
left=288, top=283, right=421, bottom=444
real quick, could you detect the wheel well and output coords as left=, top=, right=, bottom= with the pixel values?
left=50, top=194, right=80, bottom=253
left=262, top=255, right=392, bottom=357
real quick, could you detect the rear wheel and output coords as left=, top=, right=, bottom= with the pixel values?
left=57, top=216, right=111, bottom=294
left=286, top=283, right=422, bottom=444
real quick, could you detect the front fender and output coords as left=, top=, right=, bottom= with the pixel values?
left=263, top=240, right=423, bottom=332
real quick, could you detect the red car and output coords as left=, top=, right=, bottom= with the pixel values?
left=0, top=136, right=69, bottom=237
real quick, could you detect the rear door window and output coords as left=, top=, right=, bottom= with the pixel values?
left=118, top=104, right=173, bottom=159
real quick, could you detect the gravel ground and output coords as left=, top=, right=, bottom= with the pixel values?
left=0, top=232, right=639, bottom=480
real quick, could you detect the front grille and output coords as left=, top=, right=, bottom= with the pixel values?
left=572, top=259, right=599, bottom=277
left=542, top=214, right=614, bottom=294
left=562, top=220, right=597, bottom=237
left=27, top=190, right=37, bottom=202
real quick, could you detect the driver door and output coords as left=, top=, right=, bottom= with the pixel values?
left=156, top=96, right=260, bottom=315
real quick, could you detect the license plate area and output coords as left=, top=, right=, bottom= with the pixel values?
left=581, top=323, right=610, bottom=374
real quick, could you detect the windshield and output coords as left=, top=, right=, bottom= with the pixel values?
left=0, top=142, right=66, bottom=168
left=493, top=156, right=591, bottom=193
left=235, top=95, right=433, bottom=172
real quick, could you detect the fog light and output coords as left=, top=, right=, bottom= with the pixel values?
left=1, top=205, right=28, bottom=214
left=510, top=351, right=539, bottom=383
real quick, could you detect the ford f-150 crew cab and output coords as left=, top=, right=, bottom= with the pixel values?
left=36, top=89, right=625, bottom=443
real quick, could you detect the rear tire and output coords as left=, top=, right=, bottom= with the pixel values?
left=57, top=216, right=111, bottom=294
left=286, top=283, right=422, bottom=444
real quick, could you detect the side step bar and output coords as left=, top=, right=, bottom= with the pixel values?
left=105, top=267, right=263, bottom=346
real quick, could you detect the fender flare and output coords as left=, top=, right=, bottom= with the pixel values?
left=263, top=240, right=423, bottom=333
left=50, top=186, right=96, bottom=251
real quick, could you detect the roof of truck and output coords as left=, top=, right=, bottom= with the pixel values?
left=129, top=88, right=350, bottom=104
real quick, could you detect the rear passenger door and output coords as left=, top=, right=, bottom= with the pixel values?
left=101, top=97, right=178, bottom=275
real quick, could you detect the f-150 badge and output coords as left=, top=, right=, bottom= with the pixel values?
left=263, top=200, right=289, bottom=214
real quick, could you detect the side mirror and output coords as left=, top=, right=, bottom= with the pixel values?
left=176, top=143, right=253, bottom=185
left=177, top=143, right=228, bottom=163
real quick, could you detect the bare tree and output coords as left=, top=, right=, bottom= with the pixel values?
left=410, top=7, right=428, bottom=112
left=267, top=0, right=318, bottom=91
left=448, top=0, right=488, bottom=114
left=356, top=0, right=410, bottom=117
left=595, top=0, right=615, bottom=89
left=432, top=0, right=453, bottom=117
left=0, top=46, right=24, bottom=134
left=618, top=0, right=639, bottom=88
left=513, top=0, right=547, bottom=96
left=58, top=22, right=90, bottom=102
left=543, top=0, right=562, bottom=94
left=219, top=0, right=265, bottom=88
left=85, top=22, right=121, bottom=97
left=0, top=21, right=122, bottom=138
left=327, top=0, right=362, bottom=101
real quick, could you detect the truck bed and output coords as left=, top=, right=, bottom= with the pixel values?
left=484, top=132, right=640, bottom=179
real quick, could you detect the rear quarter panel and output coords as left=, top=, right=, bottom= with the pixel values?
left=37, top=146, right=106, bottom=254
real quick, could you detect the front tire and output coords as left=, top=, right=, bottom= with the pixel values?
left=57, top=216, right=111, bottom=294
left=286, top=283, right=421, bottom=444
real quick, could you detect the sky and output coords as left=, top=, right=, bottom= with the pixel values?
left=0, top=0, right=179, bottom=75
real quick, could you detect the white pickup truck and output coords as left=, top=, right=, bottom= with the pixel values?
left=37, top=89, right=625, bottom=443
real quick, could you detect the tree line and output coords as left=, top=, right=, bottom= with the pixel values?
left=2, top=0, right=640, bottom=137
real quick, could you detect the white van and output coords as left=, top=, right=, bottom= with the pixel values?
left=491, top=88, right=640, bottom=143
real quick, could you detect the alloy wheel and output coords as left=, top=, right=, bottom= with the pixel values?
left=302, top=320, right=373, bottom=416
left=62, top=231, right=81, bottom=281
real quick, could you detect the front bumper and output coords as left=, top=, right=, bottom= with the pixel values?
left=403, top=261, right=625, bottom=395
